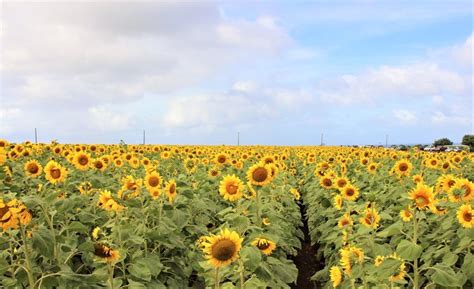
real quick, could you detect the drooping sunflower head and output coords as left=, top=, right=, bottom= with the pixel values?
left=219, top=175, right=244, bottom=202
left=93, top=243, right=120, bottom=263
left=247, top=162, right=272, bottom=186
left=339, top=246, right=364, bottom=275
left=251, top=237, right=276, bottom=256
left=24, top=160, right=42, bottom=177
left=330, top=266, right=343, bottom=288
left=202, top=228, right=243, bottom=268
left=457, top=204, right=473, bottom=228
left=408, top=182, right=434, bottom=209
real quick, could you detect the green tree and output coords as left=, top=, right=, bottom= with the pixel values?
left=462, top=135, right=474, bottom=147
left=433, top=138, right=453, bottom=146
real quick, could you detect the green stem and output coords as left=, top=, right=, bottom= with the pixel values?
left=108, top=262, right=114, bottom=289
left=215, top=267, right=220, bottom=289
left=256, top=187, right=261, bottom=226
left=20, top=224, right=35, bottom=289
left=412, top=211, right=419, bottom=289
left=40, top=205, right=59, bottom=264
left=239, top=258, right=245, bottom=289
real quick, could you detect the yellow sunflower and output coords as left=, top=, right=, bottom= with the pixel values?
left=399, top=207, right=413, bottom=222
left=341, top=185, right=359, bottom=201
left=165, top=179, right=177, bottom=204
left=392, top=159, right=412, bottom=177
left=359, top=206, right=381, bottom=228
left=73, top=152, right=91, bottom=171
left=337, top=212, right=353, bottom=229
left=457, top=204, right=473, bottom=228
left=219, top=175, right=244, bottom=202
left=339, top=246, right=364, bottom=275
left=201, top=229, right=243, bottom=268
left=408, top=182, right=434, bottom=209
left=330, top=266, right=342, bottom=288
left=251, top=237, right=277, bottom=256
left=449, top=178, right=474, bottom=202
left=320, top=176, right=334, bottom=189
left=333, top=194, right=343, bottom=210
left=334, top=177, right=349, bottom=190
left=24, top=160, right=42, bottom=177
left=44, top=160, right=67, bottom=184
left=247, top=162, right=272, bottom=186
left=144, top=171, right=162, bottom=199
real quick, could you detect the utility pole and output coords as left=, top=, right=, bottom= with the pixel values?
left=320, top=133, right=324, bottom=146
left=385, top=134, right=388, bottom=147
left=237, top=132, right=240, bottom=146
left=143, top=129, right=146, bottom=145
left=35, top=128, right=38, bottom=144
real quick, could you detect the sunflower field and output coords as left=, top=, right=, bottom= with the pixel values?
left=0, top=139, right=472, bottom=289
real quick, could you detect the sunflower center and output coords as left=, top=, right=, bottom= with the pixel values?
left=463, top=212, right=472, bottom=222
left=78, top=156, right=88, bottom=165
left=462, top=185, right=472, bottom=197
left=169, top=183, right=176, bottom=194
left=217, top=156, right=226, bottom=163
left=226, top=183, right=238, bottom=195
left=338, top=180, right=347, bottom=187
left=50, top=168, right=61, bottom=179
left=95, top=161, right=103, bottom=169
left=211, top=239, right=236, bottom=261
left=323, top=178, right=332, bottom=187
left=346, top=188, right=354, bottom=196
left=448, top=180, right=455, bottom=187
left=0, top=205, right=10, bottom=220
left=399, top=163, right=408, bottom=172
left=257, top=241, right=270, bottom=250
left=252, top=167, right=268, bottom=182
left=27, top=163, right=39, bottom=174
left=94, top=244, right=112, bottom=258
left=341, top=219, right=349, bottom=226
left=148, top=176, right=160, bottom=187
left=415, top=195, right=428, bottom=206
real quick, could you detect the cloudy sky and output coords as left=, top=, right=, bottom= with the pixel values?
left=1, top=1, right=472, bottom=145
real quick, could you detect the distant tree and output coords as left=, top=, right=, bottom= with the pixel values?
left=462, top=135, right=474, bottom=147
left=433, top=138, right=453, bottom=146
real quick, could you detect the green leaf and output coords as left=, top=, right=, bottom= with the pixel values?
left=128, top=259, right=152, bottom=281
left=244, top=275, right=267, bottom=289
left=396, top=240, right=422, bottom=261
left=430, top=264, right=462, bottom=287
left=461, top=253, right=474, bottom=281
left=442, top=252, right=458, bottom=266
left=241, top=246, right=262, bottom=272
left=31, top=226, right=55, bottom=259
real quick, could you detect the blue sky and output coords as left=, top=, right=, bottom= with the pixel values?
left=1, top=1, right=472, bottom=145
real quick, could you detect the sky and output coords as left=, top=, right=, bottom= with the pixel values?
left=0, top=0, right=472, bottom=146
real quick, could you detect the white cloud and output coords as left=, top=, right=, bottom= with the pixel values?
left=432, top=95, right=443, bottom=105
left=88, top=106, right=135, bottom=132
left=393, top=109, right=417, bottom=124
left=317, top=62, right=468, bottom=105
left=232, top=81, right=258, bottom=93
left=431, top=111, right=471, bottom=125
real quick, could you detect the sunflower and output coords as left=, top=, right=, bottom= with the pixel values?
left=436, top=174, right=457, bottom=194
left=92, top=159, right=107, bottom=171
left=24, top=160, right=42, bottom=177
left=219, top=175, right=244, bottom=202
left=320, top=176, right=334, bottom=189
left=165, top=179, right=177, bottom=203
left=78, top=181, right=94, bottom=195
left=359, top=206, right=381, bottom=228
left=399, top=207, right=413, bottom=222
left=97, top=190, right=124, bottom=212
left=262, top=217, right=271, bottom=226
left=201, top=229, right=243, bottom=268
left=215, top=154, right=228, bottom=166
left=73, top=152, right=91, bottom=171
left=457, top=204, right=473, bottom=228
left=44, top=160, right=67, bottom=184
left=93, top=243, right=120, bottom=263
left=290, top=188, right=301, bottom=200
left=337, top=212, right=353, bottom=229
left=408, top=182, right=434, bottom=209
left=92, top=227, right=101, bottom=240
left=118, top=175, right=142, bottom=200
left=341, top=185, right=359, bottom=201
left=412, top=174, right=424, bottom=184
left=144, top=171, right=162, bottom=199
left=329, top=266, right=342, bottom=288
left=335, top=177, right=349, bottom=190
left=392, top=159, right=412, bottom=177
left=367, top=162, right=378, bottom=174
left=449, top=178, right=474, bottom=202
left=333, top=194, right=343, bottom=210
left=251, top=237, right=276, bottom=256
left=339, top=246, right=364, bottom=275
left=247, top=162, right=272, bottom=186
left=208, top=167, right=220, bottom=178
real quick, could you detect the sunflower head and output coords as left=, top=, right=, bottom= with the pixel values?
left=93, top=243, right=120, bottom=263
left=24, top=160, right=42, bottom=177
left=219, top=175, right=244, bottom=202
left=165, top=179, right=177, bottom=204
left=202, top=229, right=243, bottom=268
left=457, top=204, right=473, bottom=228
left=247, top=162, right=272, bottom=186
left=44, top=160, right=67, bottom=184
left=408, top=182, right=434, bottom=209
left=341, top=185, right=359, bottom=201
left=251, top=237, right=277, bottom=256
